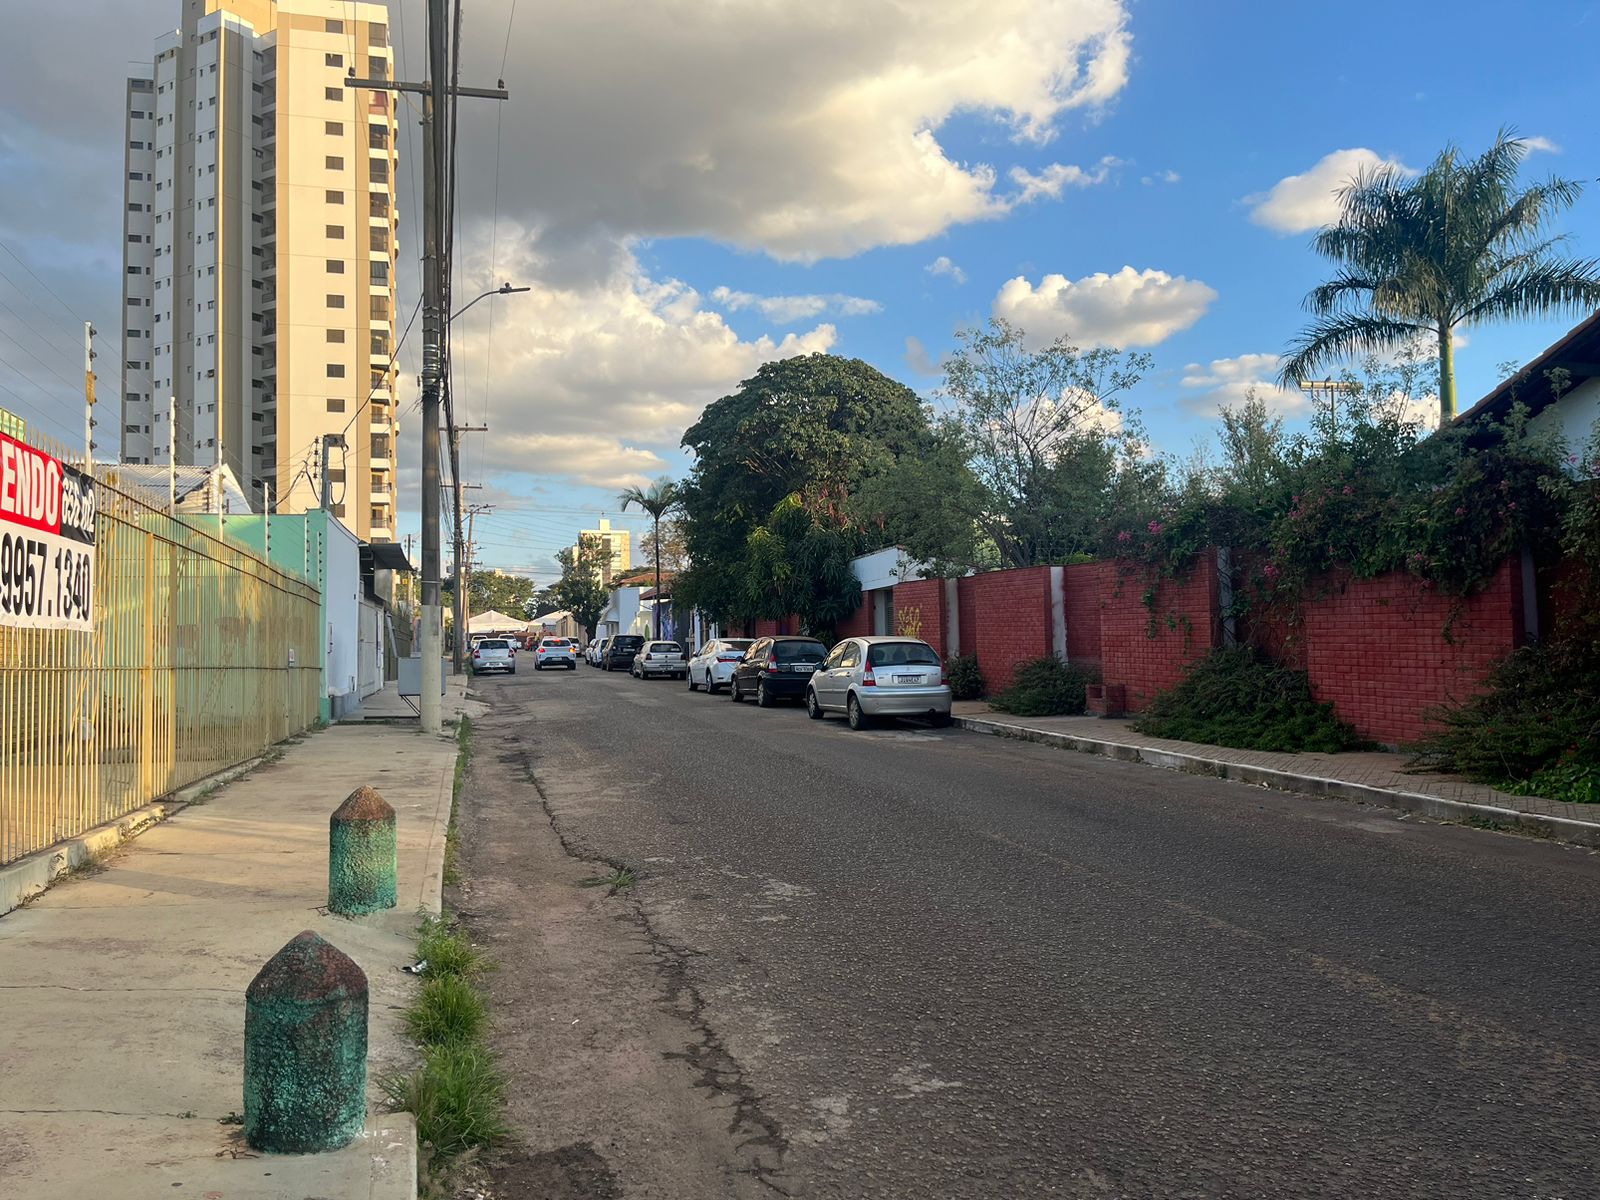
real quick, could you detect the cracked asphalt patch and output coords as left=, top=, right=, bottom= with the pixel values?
left=459, top=663, right=1600, bottom=1199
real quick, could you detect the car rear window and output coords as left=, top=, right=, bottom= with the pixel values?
left=722, top=639, right=753, bottom=651
left=542, top=639, right=569, bottom=647
left=612, top=636, right=644, bottom=650
left=868, top=642, right=940, bottom=667
left=650, top=642, right=682, bottom=653
left=775, top=640, right=826, bottom=662
left=479, top=639, right=509, bottom=650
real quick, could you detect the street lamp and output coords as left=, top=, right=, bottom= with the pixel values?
left=446, top=282, right=530, bottom=672
left=452, top=281, right=530, bottom=321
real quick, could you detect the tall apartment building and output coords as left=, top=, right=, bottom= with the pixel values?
left=579, top=517, right=633, bottom=583
left=119, top=0, right=399, bottom=542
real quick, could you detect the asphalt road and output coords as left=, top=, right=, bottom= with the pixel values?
left=462, top=661, right=1600, bottom=1200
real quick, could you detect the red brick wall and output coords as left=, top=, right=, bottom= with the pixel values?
left=1302, top=559, right=1522, bottom=746
left=892, top=579, right=948, bottom=658
left=1061, top=562, right=1102, bottom=674
left=960, top=566, right=1052, bottom=694
left=1099, top=557, right=1220, bottom=711
left=955, top=576, right=978, bottom=663
left=835, top=602, right=872, bottom=641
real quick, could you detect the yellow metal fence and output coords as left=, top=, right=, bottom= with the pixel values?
left=0, top=430, right=321, bottom=867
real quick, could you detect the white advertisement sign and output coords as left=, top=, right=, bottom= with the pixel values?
left=0, top=431, right=96, bottom=632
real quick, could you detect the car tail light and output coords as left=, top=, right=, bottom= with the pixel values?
left=766, top=658, right=779, bottom=671
left=862, top=665, right=876, bottom=687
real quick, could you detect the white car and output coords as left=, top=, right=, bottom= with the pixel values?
left=470, top=637, right=516, bottom=675
left=534, top=637, right=578, bottom=670
left=686, top=638, right=754, bottom=694
left=631, top=640, right=688, bottom=679
left=806, top=636, right=952, bottom=729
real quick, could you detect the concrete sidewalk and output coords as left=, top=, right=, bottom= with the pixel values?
left=952, top=702, right=1600, bottom=847
left=0, top=680, right=474, bottom=1200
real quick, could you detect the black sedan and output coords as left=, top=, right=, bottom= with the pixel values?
left=729, top=636, right=828, bottom=707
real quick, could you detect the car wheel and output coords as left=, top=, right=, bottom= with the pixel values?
left=510, top=667, right=517, bottom=675
left=806, top=689, right=825, bottom=720
left=730, top=677, right=743, bottom=702
left=756, top=679, right=773, bottom=708
left=847, top=693, right=870, bottom=731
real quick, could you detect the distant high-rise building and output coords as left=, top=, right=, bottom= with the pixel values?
left=119, top=0, right=399, bottom=541
left=578, top=517, right=632, bottom=583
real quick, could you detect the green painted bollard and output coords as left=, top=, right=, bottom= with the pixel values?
left=328, top=785, right=397, bottom=915
left=244, top=930, right=368, bottom=1153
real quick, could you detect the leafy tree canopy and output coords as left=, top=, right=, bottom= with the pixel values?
left=550, top=534, right=611, bottom=639
left=677, top=353, right=935, bottom=627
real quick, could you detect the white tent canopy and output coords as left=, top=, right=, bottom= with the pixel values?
left=467, top=610, right=524, bottom=634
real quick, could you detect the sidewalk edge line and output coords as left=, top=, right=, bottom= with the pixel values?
left=953, top=716, right=1600, bottom=848
left=0, top=753, right=267, bottom=918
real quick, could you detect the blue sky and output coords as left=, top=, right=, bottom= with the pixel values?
left=1, top=0, right=1596, bottom=581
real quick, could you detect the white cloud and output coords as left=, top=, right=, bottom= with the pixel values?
left=1524, top=135, right=1561, bottom=154
left=446, top=0, right=1136, bottom=266
left=443, top=230, right=838, bottom=492
left=709, top=286, right=881, bottom=323
left=1140, top=169, right=1180, bottom=186
left=926, top=256, right=968, bottom=285
left=1246, top=148, right=1416, bottom=234
left=1008, top=156, right=1124, bottom=203
left=1179, top=353, right=1307, bottom=415
left=992, top=266, right=1217, bottom=349
left=905, top=336, right=941, bottom=377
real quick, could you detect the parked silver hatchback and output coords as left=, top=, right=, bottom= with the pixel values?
left=806, top=636, right=952, bottom=730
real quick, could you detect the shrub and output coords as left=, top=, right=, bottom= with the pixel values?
left=1135, top=648, right=1370, bottom=753
left=991, top=657, right=1090, bottom=716
left=415, top=915, right=488, bottom=982
left=1412, top=639, right=1600, bottom=802
left=381, top=1044, right=508, bottom=1158
left=405, top=974, right=488, bottom=1048
left=946, top=654, right=985, bottom=700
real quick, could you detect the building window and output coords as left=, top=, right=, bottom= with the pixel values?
left=332, top=504, right=346, bottom=518
left=325, top=18, right=344, bottom=32
left=369, top=23, right=387, bottom=47
left=327, top=294, right=346, bottom=308
left=367, top=56, right=386, bottom=79
left=369, top=160, right=387, bottom=184
left=129, top=140, right=145, bottom=150
left=327, top=398, right=345, bottom=412
left=369, top=227, right=388, bottom=252
left=326, top=189, right=345, bottom=203
left=326, top=155, right=344, bottom=170
left=370, top=296, right=388, bottom=319
left=127, top=233, right=142, bottom=243
left=326, top=224, right=345, bottom=239
left=325, top=86, right=342, bottom=102
left=327, top=329, right=346, bottom=343
left=326, top=364, right=345, bottom=378
left=371, top=332, right=388, bottom=355
left=325, top=53, right=343, bottom=68
left=325, top=120, right=343, bottom=136
left=369, top=260, right=388, bottom=284
left=126, top=266, right=141, bottom=275
left=367, top=125, right=388, bottom=149
left=326, top=259, right=345, bottom=274
left=128, top=171, right=144, bottom=181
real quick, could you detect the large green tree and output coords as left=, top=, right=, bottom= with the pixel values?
left=676, top=353, right=934, bottom=630
left=1279, top=130, right=1600, bottom=424
left=550, top=534, right=611, bottom=641
left=881, top=318, right=1156, bottom=570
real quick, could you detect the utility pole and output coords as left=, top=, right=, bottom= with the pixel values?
left=346, top=12, right=506, bottom=736
left=319, top=433, right=343, bottom=511
left=448, top=421, right=488, bottom=675
left=83, top=322, right=97, bottom=470
left=460, top=502, right=491, bottom=647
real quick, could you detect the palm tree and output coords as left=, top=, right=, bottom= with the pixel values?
left=1279, top=131, right=1600, bottom=425
left=618, top=476, right=682, bottom=639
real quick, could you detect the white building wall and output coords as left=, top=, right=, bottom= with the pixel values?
left=323, top=513, right=363, bottom=714
left=1530, top=376, right=1600, bottom=465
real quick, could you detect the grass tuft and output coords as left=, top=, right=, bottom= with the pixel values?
left=405, top=974, right=488, bottom=1048
left=578, top=866, right=636, bottom=895
left=415, top=915, right=489, bottom=981
left=380, top=1044, right=508, bottom=1159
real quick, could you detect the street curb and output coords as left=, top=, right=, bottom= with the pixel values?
left=953, top=716, right=1600, bottom=848
left=0, top=754, right=269, bottom=918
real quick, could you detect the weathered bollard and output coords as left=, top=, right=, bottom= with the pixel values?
left=243, top=930, right=368, bottom=1153
left=328, top=785, right=397, bottom=915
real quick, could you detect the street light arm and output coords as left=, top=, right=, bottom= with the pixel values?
left=450, top=282, right=531, bottom=321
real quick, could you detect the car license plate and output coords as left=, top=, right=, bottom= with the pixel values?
left=894, top=674, right=921, bottom=684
